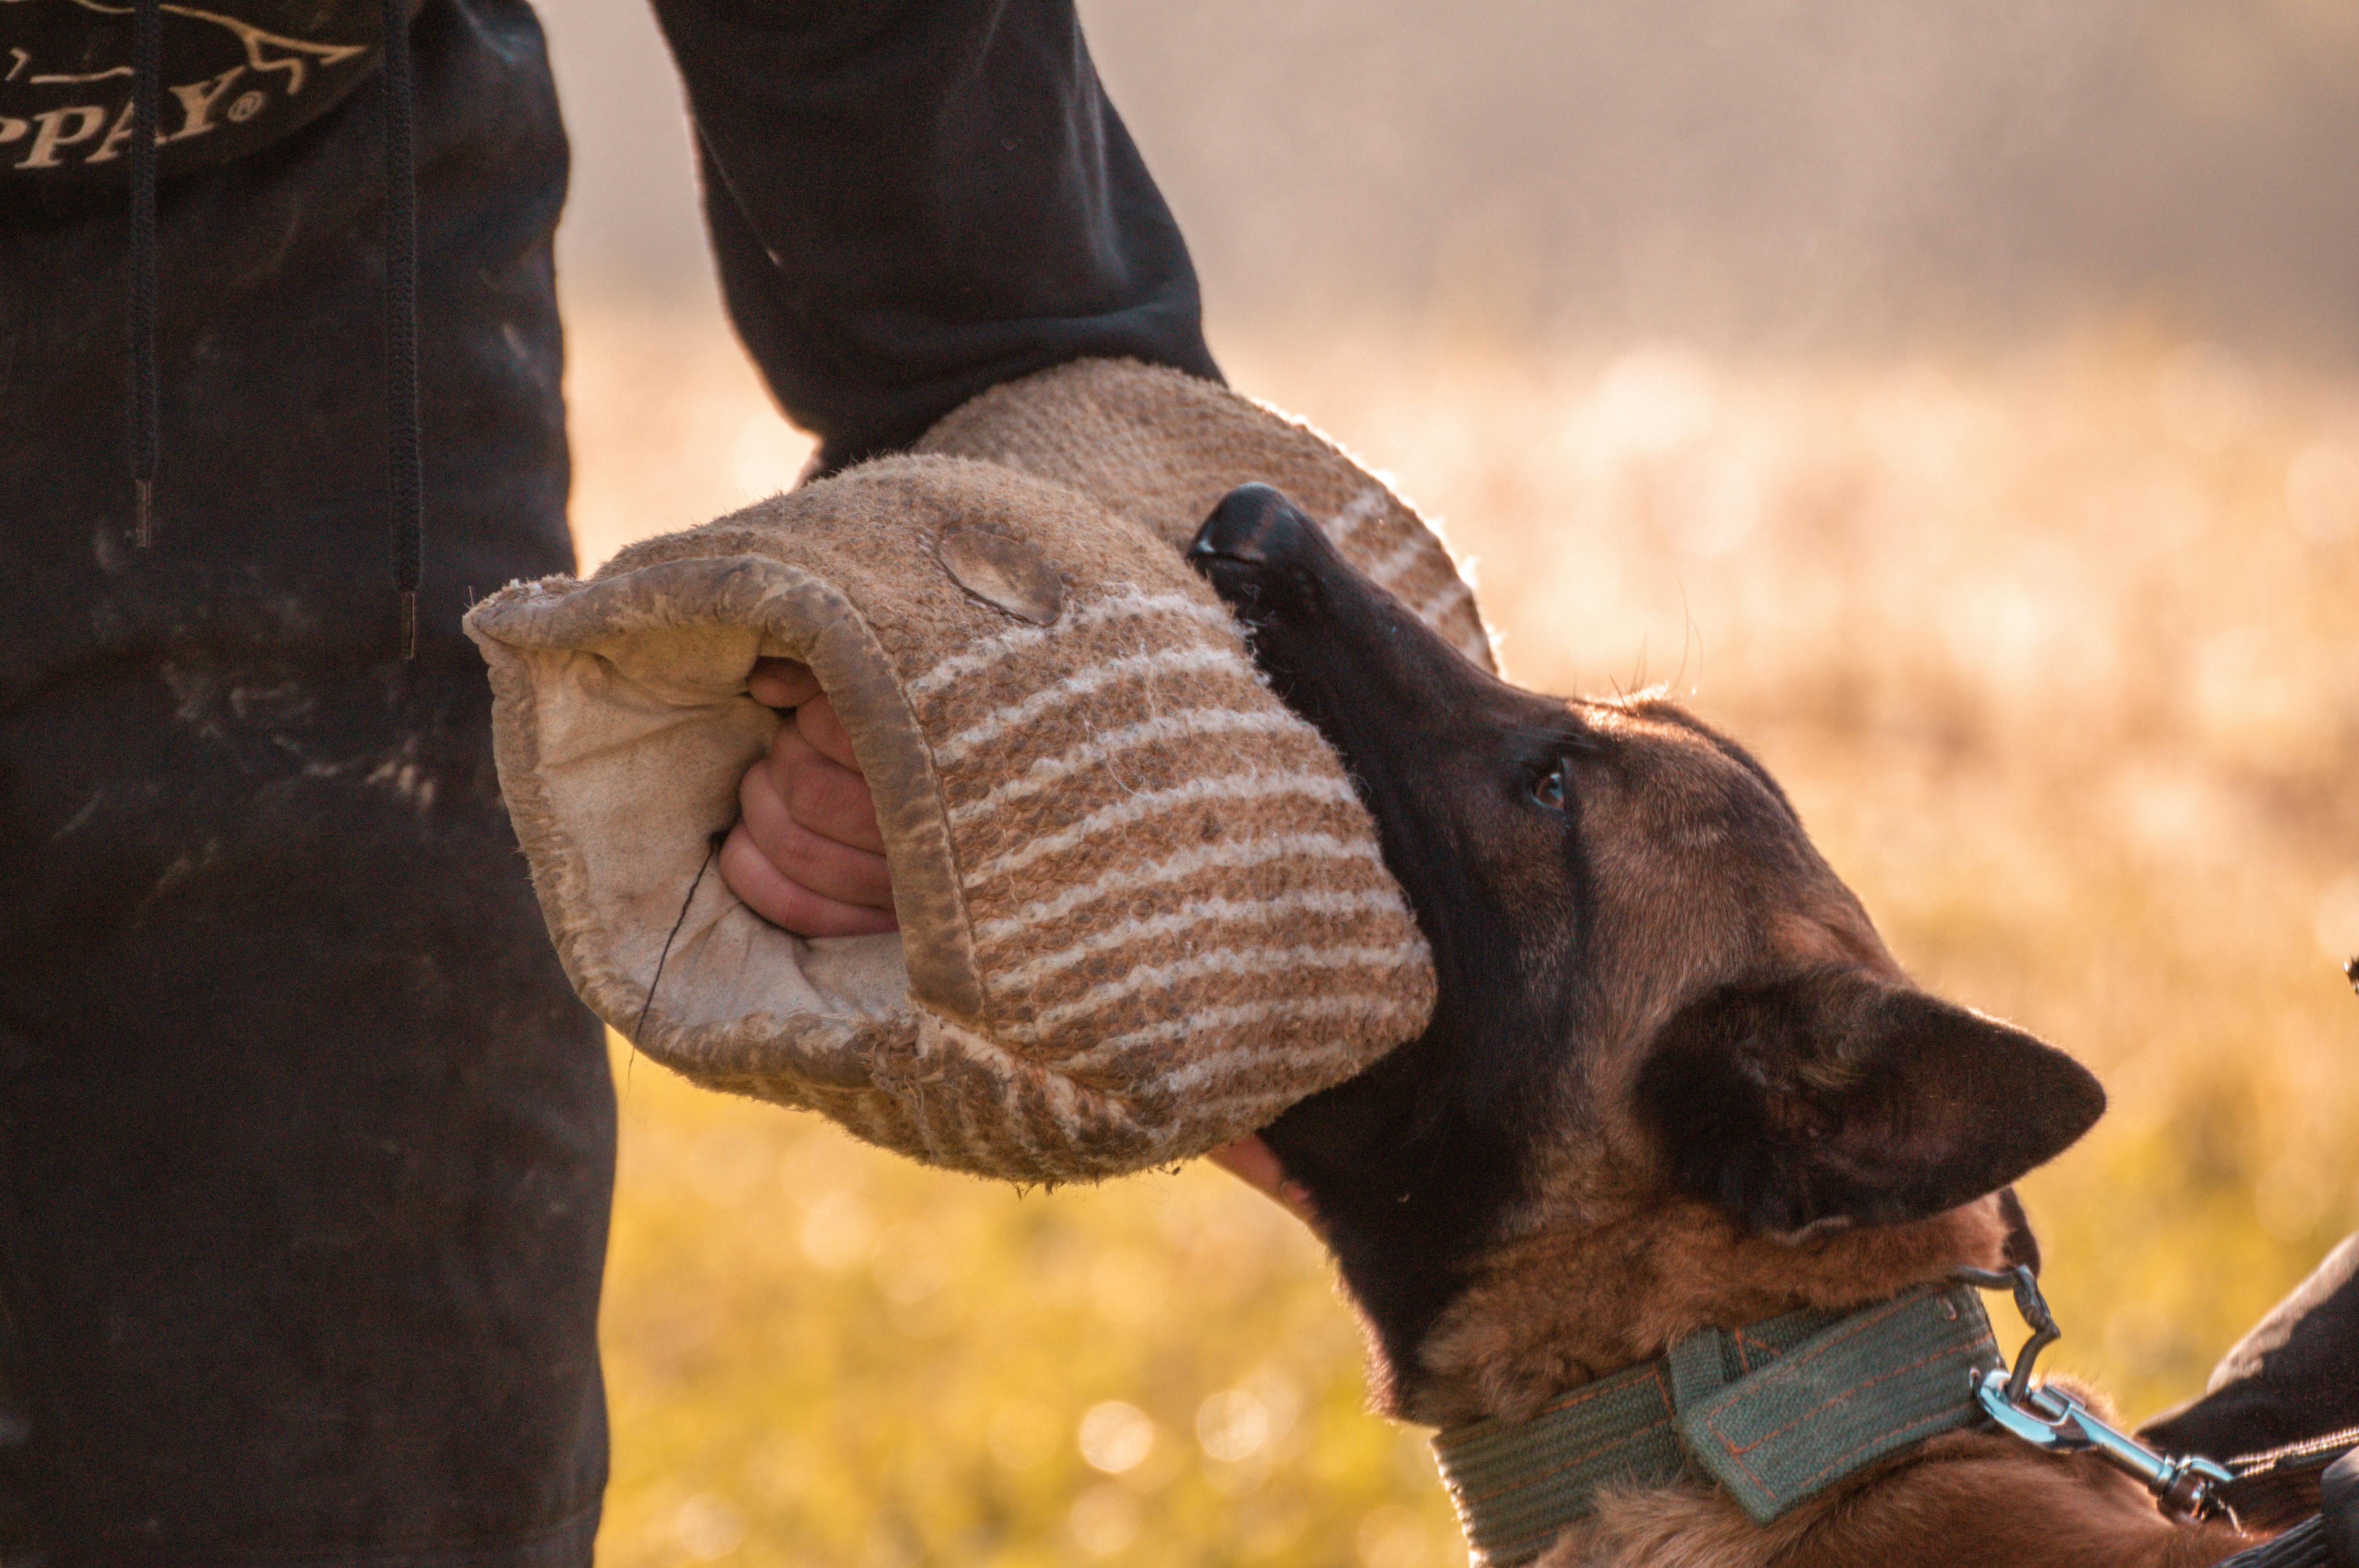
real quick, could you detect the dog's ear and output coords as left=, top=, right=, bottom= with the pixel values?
left=1635, top=970, right=2105, bottom=1237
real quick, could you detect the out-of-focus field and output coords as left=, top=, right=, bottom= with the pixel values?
left=568, top=302, right=2359, bottom=1567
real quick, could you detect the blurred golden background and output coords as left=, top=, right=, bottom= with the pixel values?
left=533, top=2, right=2359, bottom=1562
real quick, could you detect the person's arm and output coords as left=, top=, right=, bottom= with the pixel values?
left=674, top=0, right=1220, bottom=929
left=646, top=0, right=1222, bottom=472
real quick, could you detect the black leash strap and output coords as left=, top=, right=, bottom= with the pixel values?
left=2220, top=1432, right=2359, bottom=1539
left=381, top=0, right=422, bottom=660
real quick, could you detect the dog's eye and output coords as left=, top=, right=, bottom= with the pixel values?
left=1530, top=759, right=1570, bottom=812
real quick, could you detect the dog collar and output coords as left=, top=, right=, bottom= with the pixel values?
left=1430, top=1283, right=2002, bottom=1566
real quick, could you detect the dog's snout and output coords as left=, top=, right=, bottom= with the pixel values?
left=1188, top=483, right=1320, bottom=568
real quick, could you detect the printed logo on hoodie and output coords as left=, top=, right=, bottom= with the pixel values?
left=2, top=0, right=393, bottom=188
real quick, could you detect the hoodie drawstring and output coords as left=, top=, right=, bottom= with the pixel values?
left=128, top=0, right=160, bottom=550
left=382, top=0, right=421, bottom=661
left=124, top=0, right=425, bottom=660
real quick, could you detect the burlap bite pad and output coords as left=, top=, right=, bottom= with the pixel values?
left=466, top=455, right=1436, bottom=1181
left=918, top=357, right=1495, bottom=672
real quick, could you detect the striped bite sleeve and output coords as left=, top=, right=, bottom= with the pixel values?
left=466, top=450, right=1437, bottom=1182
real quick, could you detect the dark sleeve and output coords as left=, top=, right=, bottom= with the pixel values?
left=645, top=0, right=1223, bottom=471
left=2138, top=1235, right=2359, bottom=1531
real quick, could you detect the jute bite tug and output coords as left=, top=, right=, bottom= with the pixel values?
left=462, top=360, right=1478, bottom=1181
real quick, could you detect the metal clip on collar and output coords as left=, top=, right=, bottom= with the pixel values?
left=1956, top=1265, right=2238, bottom=1523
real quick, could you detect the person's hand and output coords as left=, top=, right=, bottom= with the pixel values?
left=718, top=658, right=899, bottom=937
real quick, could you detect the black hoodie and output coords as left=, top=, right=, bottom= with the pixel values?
left=0, top=4, right=1216, bottom=1552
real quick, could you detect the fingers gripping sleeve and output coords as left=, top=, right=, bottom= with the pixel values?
left=647, top=0, right=1224, bottom=469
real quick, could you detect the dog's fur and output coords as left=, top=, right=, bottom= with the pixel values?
left=1187, top=485, right=2284, bottom=1568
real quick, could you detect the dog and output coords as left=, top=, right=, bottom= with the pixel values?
left=1184, top=483, right=2357, bottom=1568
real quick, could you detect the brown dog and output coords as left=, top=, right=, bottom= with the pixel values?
left=1185, top=483, right=2318, bottom=1568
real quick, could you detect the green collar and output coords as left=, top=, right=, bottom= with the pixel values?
left=1430, top=1283, right=2002, bottom=1566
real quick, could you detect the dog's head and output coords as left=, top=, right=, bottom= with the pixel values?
left=1189, top=484, right=2102, bottom=1416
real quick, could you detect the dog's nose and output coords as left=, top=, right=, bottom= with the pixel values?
left=1188, top=484, right=1317, bottom=567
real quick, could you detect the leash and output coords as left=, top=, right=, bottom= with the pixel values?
left=1957, top=1265, right=2240, bottom=1517
left=1966, top=976, right=2359, bottom=1564
left=1962, top=1264, right=2358, bottom=1568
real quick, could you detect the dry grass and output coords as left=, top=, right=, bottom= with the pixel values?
left=566, top=296, right=2359, bottom=1566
